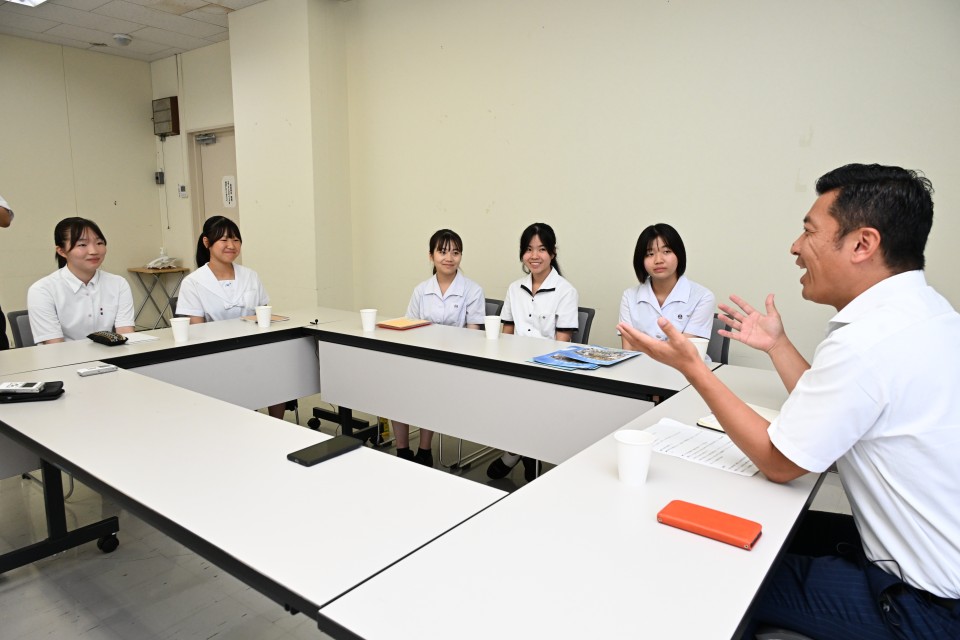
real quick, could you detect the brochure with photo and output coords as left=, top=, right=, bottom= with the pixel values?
left=530, top=351, right=600, bottom=370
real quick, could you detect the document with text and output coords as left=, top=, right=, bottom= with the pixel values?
left=646, top=418, right=758, bottom=476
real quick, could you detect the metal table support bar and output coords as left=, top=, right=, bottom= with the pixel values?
left=0, top=460, right=120, bottom=573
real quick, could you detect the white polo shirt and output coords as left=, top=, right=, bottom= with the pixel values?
left=501, top=269, right=579, bottom=339
left=177, top=264, right=268, bottom=321
left=406, top=271, right=485, bottom=328
left=27, top=268, right=135, bottom=342
left=619, top=275, right=715, bottom=340
left=768, top=271, right=960, bottom=598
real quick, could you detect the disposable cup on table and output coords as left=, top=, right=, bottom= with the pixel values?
left=614, top=429, right=655, bottom=486
left=360, top=309, right=378, bottom=332
left=689, top=337, right=709, bottom=361
left=255, top=305, right=272, bottom=328
left=484, top=315, right=501, bottom=340
left=170, top=317, right=190, bottom=343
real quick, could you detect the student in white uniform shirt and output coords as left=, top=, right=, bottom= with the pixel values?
left=487, top=222, right=579, bottom=482
left=619, top=223, right=715, bottom=349
left=394, top=229, right=485, bottom=467
left=177, top=216, right=285, bottom=420
left=27, top=217, right=135, bottom=344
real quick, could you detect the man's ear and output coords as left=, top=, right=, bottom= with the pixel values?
left=850, top=227, right=882, bottom=264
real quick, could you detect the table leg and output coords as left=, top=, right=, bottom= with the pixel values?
left=0, top=460, right=120, bottom=573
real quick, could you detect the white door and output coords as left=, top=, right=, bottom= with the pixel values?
left=193, top=128, right=241, bottom=260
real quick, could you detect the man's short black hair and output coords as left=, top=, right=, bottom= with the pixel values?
left=816, top=163, right=934, bottom=272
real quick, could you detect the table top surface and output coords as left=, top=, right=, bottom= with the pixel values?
left=0, top=307, right=355, bottom=376
left=307, top=312, right=708, bottom=396
left=0, top=363, right=505, bottom=612
left=320, top=365, right=818, bottom=640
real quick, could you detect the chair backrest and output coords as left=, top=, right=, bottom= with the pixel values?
left=576, top=306, right=596, bottom=344
left=170, top=296, right=178, bottom=315
left=7, top=310, right=35, bottom=348
left=706, top=313, right=730, bottom=364
left=485, top=298, right=503, bottom=316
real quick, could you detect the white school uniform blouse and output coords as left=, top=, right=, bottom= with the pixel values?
left=618, top=275, right=715, bottom=340
left=27, top=268, right=135, bottom=342
left=177, top=264, right=268, bottom=321
left=501, top=269, right=579, bottom=339
left=406, top=272, right=485, bottom=328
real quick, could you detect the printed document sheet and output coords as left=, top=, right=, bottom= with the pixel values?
left=646, top=418, right=758, bottom=476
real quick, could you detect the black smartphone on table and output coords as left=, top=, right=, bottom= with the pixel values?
left=287, top=435, right=362, bottom=467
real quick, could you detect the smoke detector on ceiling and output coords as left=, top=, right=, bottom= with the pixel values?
left=113, top=33, right=133, bottom=47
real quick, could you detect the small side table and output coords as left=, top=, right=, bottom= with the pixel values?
left=128, top=267, right=190, bottom=330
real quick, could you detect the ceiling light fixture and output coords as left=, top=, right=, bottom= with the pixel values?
left=6, top=0, right=51, bottom=6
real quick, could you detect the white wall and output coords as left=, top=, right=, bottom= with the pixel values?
left=229, top=0, right=352, bottom=311
left=0, top=35, right=159, bottom=336
left=342, top=0, right=960, bottom=365
left=150, top=41, right=234, bottom=276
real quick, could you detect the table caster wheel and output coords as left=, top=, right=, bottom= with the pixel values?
left=97, top=534, right=119, bottom=553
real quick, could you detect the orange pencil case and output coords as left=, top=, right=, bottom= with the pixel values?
left=657, top=500, right=762, bottom=550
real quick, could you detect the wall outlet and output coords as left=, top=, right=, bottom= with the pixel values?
left=178, top=184, right=188, bottom=198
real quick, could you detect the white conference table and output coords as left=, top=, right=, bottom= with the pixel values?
left=0, top=363, right=505, bottom=617
left=307, top=317, right=710, bottom=464
left=319, top=365, right=822, bottom=640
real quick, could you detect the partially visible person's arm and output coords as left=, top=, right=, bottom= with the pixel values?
left=718, top=294, right=810, bottom=392
left=0, top=206, right=12, bottom=228
left=115, top=279, right=135, bottom=334
left=618, top=318, right=808, bottom=483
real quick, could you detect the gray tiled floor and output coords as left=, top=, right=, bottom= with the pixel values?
left=0, top=405, right=847, bottom=640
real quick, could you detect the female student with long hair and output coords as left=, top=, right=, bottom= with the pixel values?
left=619, top=223, right=715, bottom=350
left=177, top=216, right=285, bottom=419
left=394, top=229, right=485, bottom=467
left=486, top=222, right=579, bottom=481
left=28, top=217, right=135, bottom=344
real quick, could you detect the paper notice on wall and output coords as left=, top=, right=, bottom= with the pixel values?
left=222, top=176, right=237, bottom=208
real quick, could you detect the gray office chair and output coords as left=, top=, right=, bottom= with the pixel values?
left=707, top=313, right=731, bottom=364
left=8, top=309, right=34, bottom=349
left=438, top=298, right=505, bottom=470
left=575, top=306, right=595, bottom=344
left=485, top=298, right=503, bottom=317
left=6, top=310, right=75, bottom=498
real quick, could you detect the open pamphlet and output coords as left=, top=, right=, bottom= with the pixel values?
left=375, top=317, right=431, bottom=331
left=531, top=345, right=640, bottom=371
left=697, top=403, right=780, bottom=432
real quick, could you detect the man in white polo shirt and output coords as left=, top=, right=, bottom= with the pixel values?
left=620, top=164, right=960, bottom=639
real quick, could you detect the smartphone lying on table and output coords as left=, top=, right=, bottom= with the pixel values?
left=287, top=435, right=362, bottom=467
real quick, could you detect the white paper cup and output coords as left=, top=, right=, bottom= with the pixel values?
left=689, top=337, right=709, bottom=361
left=255, top=305, right=272, bottom=328
left=484, top=315, right=501, bottom=340
left=171, top=317, right=190, bottom=343
left=614, top=429, right=655, bottom=486
left=360, top=309, right=378, bottom=332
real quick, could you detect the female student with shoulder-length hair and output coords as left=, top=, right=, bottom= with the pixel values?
left=27, top=217, right=135, bottom=344
left=619, top=223, right=715, bottom=350
left=177, top=216, right=285, bottom=419
left=487, top=222, right=579, bottom=482
left=393, top=228, right=485, bottom=467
